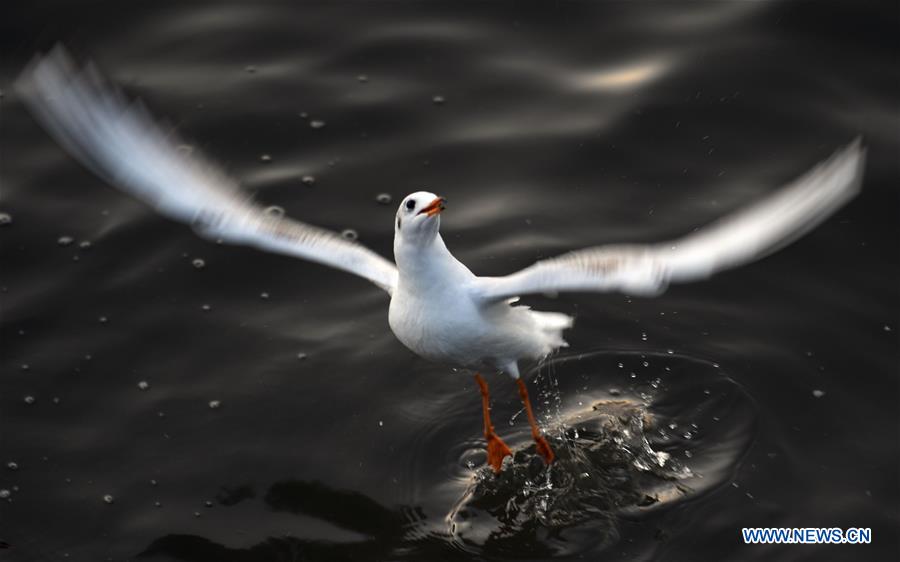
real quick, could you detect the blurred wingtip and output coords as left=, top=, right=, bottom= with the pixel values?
left=842, top=135, right=867, bottom=196
left=853, top=136, right=867, bottom=163
left=801, top=135, right=867, bottom=201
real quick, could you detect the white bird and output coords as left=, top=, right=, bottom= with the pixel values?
left=16, top=47, right=866, bottom=472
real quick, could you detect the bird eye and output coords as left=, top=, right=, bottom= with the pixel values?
left=405, top=199, right=416, bottom=211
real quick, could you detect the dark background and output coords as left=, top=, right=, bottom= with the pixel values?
left=1, top=1, right=898, bottom=561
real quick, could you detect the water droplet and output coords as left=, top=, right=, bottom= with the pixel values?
left=192, top=258, right=206, bottom=269
left=193, top=511, right=201, bottom=518
left=301, top=175, right=316, bottom=186
left=296, top=352, right=307, bottom=360
left=150, top=479, right=158, bottom=486
left=884, top=325, right=892, bottom=332
left=684, top=450, right=693, bottom=458
left=260, top=292, right=270, bottom=299
left=812, top=389, right=825, bottom=398
left=642, top=361, right=649, bottom=367
left=24, top=395, right=35, bottom=405
left=7, top=462, right=18, bottom=471
left=641, top=332, right=648, bottom=341
left=0, top=489, right=10, bottom=499
left=204, top=500, right=214, bottom=508
left=57, top=235, right=74, bottom=246
left=244, top=65, right=257, bottom=74
left=617, top=362, right=624, bottom=369
left=683, top=432, right=693, bottom=440
left=608, top=388, right=621, bottom=396
left=666, top=349, right=674, bottom=355
left=357, top=74, right=368, bottom=83
left=432, top=95, right=446, bottom=105
left=0, top=212, right=12, bottom=226
left=20, top=364, right=29, bottom=371
left=103, top=494, right=114, bottom=504
left=263, top=206, right=285, bottom=218
left=378, top=420, right=384, bottom=427
left=341, top=229, right=358, bottom=241
left=375, top=193, right=392, bottom=205
left=309, top=119, right=326, bottom=129
left=154, top=501, right=162, bottom=508
left=137, top=381, right=150, bottom=391
left=208, top=400, right=221, bottom=409
left=98, top=316, right=108, bottom=324
left=78, top=240, right=92, bottom=250
left=201, top=304, right=211, bottom=311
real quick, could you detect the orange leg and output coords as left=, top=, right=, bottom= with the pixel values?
left=475, top=373, right=512, bottom=473
left=516, top=379, right=555, bottom=465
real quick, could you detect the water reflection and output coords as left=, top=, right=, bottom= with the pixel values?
left=573, top=58, right=672, bottom=92
left=138, top=352, right=754, bottom=561
left=140, top=479, right=448, bottom=562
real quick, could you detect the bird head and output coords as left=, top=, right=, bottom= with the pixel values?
left=394, top=191, right=446, bottom=245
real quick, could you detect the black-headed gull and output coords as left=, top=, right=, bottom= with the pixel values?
left=16, top=47, right=865, bottom=472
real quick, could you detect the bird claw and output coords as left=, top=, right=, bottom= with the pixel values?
left=533, top=432, right=555, bottom=465
left=485, top=432, right=512, bottom=473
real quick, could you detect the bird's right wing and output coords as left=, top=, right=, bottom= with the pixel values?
left=16, top=46, right=398, bottom=294
left=473, top=139, right=865, bottom=302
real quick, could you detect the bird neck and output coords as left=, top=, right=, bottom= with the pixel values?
left=394, top=234, right=469, bottom=291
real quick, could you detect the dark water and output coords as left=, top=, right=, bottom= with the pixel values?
left=1, top=2, right=898, bottom=561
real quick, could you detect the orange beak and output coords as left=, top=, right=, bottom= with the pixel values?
left=418, top=196, right=446, bottom=217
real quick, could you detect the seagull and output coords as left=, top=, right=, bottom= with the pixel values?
left=16, top=47, right=865, bottom=473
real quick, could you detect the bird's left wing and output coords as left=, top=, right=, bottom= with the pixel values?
left=473, top=139, right=865, bottom=302
left=15, top=46, right=398, bottom=294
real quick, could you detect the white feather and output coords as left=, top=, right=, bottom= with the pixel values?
left=16, top=46, right=398, bottom=294
left=474, top=139, right=865, bottom=302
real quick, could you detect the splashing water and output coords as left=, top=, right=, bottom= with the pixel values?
left=439, top=351, right=754, bottom=558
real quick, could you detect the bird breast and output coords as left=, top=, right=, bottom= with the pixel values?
left=388, top=280, right=487, bottom=367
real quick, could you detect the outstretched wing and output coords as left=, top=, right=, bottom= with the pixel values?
left=16, top=46, right=398, bottom=294
left=474, top=139, right=865, bottom=302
